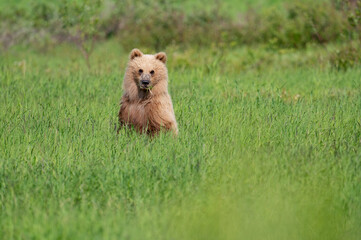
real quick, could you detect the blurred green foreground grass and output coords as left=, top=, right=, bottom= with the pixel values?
left=0, top=42, right=361, bottom=240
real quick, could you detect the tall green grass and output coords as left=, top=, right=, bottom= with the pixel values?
left=1, top=43, right=361, bottom=239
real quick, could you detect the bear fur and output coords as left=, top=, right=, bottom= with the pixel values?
left=118, top=49, right=178, bottom=135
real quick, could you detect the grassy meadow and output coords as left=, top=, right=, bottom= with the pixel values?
left=1, top=0, right=361, bottom=239
left=1, top=41, right=361, bottom=239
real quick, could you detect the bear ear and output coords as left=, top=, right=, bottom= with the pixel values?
left=129, top=49, right=143, bottom=60
left=155, top=52, right=167, bottom=64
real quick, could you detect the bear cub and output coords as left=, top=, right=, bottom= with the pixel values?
left=118, top=49, right=178, bottom=135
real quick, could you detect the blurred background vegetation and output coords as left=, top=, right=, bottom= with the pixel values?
left=0, top=0, right=360, bottom=69
left=1, top=1, right=361, bottom=239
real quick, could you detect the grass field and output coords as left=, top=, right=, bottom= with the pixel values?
left=1, top=41, right=361, bottom=240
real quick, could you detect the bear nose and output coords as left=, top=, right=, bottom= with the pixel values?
left=141, top=80, right=150, bottom=86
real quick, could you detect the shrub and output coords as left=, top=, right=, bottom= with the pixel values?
left=59, top=0, right=104, bottom=68
left=0, top=0, right=359, bottom=54
left=117, top=0, right=185, bottom=51
left=0, top=6, right=32, bottom=51
left=239, top=2, right=348, bottom=49
left=330, top=43, right=361, bottom=71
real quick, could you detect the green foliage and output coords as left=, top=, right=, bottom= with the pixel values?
left=30, top=2, right=56, bottom=28
left=346, top=0, right=361, bottom=39
left=283, top=2, right=345, bottom=47
left=59, top=0, right=102, bottom=36
left=242, top=2, right=348, bottom=48
left=330, top=43, right=361, bottom=71
left=0, top=0, right=359, bottom=52
left=1, top=1, right=360, bottom=238
left=116, top=0, right=352, bottom=50
left=118, top=0, right=186, bottom=51
left=0, top=5, right=31, bottom=51
left=1, top=43, right=361, bottom=239
left=58, top=0, right=104, bottom=68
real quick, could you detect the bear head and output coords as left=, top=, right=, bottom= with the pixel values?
left=126, top=49, right=168, bottom=91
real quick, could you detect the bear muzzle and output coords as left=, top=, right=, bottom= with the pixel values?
left=139, top=74, right=152, bottom=89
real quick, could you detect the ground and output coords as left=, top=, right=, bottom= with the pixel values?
left=0, top=42, right=361, bottom=239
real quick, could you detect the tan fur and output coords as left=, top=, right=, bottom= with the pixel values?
left=118, top=49, right=178, bottom=135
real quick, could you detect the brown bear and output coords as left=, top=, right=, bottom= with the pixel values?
left=118, top=49, right=178, bottom=135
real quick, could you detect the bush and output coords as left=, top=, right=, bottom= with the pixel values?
left=239, top=2, right=348, bottom=49
left=0, top=0, right=359, bottom=52
left=59, top=0, right=104, bottom=68
left=117, top=1, right=185, bottom=51
left=330, top=43, right=361, bottom=71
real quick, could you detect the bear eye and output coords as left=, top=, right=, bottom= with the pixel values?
left=138, top=69, right=143, bottom=74
left=150, top=70, right=155, bottom=75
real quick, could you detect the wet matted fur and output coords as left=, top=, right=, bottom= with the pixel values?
left=118, top=49, right=178, bottom=135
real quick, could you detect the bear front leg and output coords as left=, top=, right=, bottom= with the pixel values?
left=117, top=97, right=129, bottom=134
left=148, top=98, right=178, bottom=136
